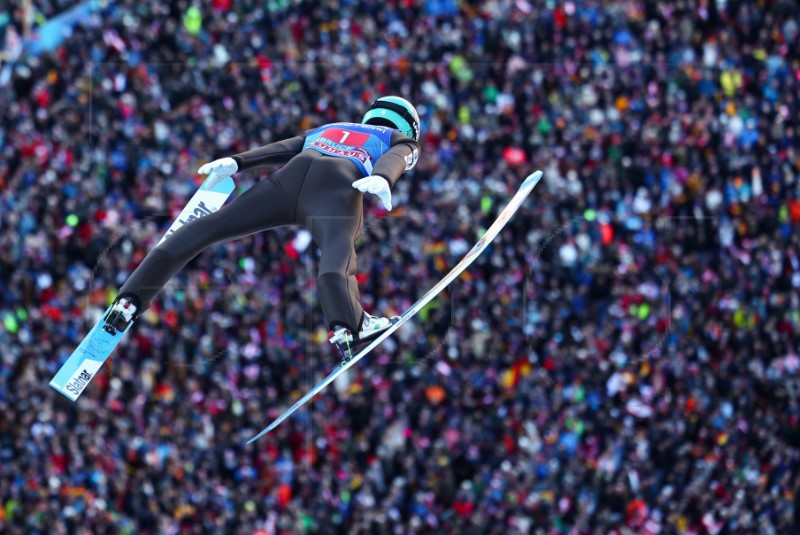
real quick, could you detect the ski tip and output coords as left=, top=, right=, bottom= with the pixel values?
left=522, top=170, right=543, bottom=188
left=246, top=425, right=273, bottom=444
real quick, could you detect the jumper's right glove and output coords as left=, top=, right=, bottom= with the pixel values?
left=353, top=175, right=393, bottom=211
left=198, top=157, right=238, bottom=177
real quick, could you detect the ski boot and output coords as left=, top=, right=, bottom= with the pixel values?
left=328, top=312, right=400, bottom=365
left=103, top=297, right=138, bottom=335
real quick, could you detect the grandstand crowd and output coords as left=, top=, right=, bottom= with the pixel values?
left=1, top=0, right=800, bottom=533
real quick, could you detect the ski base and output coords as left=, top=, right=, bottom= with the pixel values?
left=49, top=174, right=236, bottom=401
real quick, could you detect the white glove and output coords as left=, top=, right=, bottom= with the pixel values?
left=353, top=175, right=393, bottom=211
left=198, top=157, right=238, bottom=177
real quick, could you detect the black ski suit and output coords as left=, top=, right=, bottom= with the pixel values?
left=118, top=124, right=420, bottom=332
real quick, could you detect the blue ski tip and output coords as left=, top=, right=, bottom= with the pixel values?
left=522, top=170, right=543, bottom=188
left=247, top=428, right=270, bottom=444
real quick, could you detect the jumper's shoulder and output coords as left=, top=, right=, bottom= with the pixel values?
left=389, top=129, right=421, bottom=149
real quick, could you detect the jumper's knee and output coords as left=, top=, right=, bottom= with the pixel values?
left=155, top=234, right=203, bottom=263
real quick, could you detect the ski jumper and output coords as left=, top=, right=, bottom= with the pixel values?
left=118, top=123, right=420, bottom=332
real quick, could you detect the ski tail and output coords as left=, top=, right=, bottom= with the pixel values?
left=246, top=170, right=543, bottom=443
left=50, top=173, right=236, bottom=401
left=49, top=304, right=126, bottom=400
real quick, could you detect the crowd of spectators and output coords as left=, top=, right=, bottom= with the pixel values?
left=2, top=0, right=800, bottom=533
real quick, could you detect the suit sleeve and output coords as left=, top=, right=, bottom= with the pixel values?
left=231, top=135, right=306, bottom=172
left=371, top=130, right=421, bottom=189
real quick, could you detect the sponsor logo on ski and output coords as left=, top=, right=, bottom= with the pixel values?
left=165, top=201, right=216, bottom=238
left=65, top=369, right=94, bottom=395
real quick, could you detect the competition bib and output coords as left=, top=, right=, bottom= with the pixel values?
left=303, top=122, right=393, bottom=176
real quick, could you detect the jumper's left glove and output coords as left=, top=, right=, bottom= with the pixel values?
left=198, top=157, right=238, bottom=177
left=198, top=157, right=239, bottom=190
left=353, top=175, right=393, bottom=211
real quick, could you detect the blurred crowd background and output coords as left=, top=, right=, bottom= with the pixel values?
left=2, top=0, right=800, bottom=533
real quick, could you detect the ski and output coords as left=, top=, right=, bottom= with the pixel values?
left=49, top=173, right=236, bottom=401
left=247, top=170, right=543, bottom=443
left=157, top=173, right=235, bottom=246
